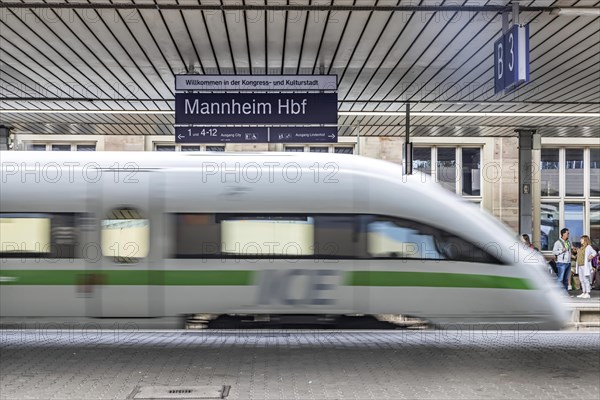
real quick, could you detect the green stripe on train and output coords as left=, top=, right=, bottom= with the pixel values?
left=0, top=270, right=533, bottom=290
left=346, top=271, right=534, bottom=290
left=0, top=270, right=254, bottom=286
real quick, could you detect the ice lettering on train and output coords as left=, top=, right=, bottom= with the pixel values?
left=257, top=269, right=339, bottom=306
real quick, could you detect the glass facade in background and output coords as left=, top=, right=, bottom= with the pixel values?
left=206, top=146, right=225, bottom=152
left=283, top=146, right=354, bottom=153
left=538, top=148, right=598, bottom=252
left=412, top=147, right=480, bottom=196
left=541, top=148, right=559, bottom=197
left=156, top=145, right=176, bottom=151
left=591, top=147, right=600, bottom=197
left=591, top=202, right=600, bottom=248
left=76, top=144, right=96, bottom=151
left=462, top=147, right=481, bottom=196
left=27, top=143, right=96, bottom=151
left=565, top=149, right=584, bottom=197
left=52, top=144, right=71, bottom=151
left=564, top=203, right=584, bottom=244
left=413, top=147, right=432, bottom=175
left=334, top=147, right=354, bottom=154
left=437, top=148, right=457, bottom=192
left=181, top=146, right=201, bottom=152
left=540, top=203, right=559, bottom=251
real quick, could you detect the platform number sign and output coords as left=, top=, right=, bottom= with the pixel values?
left=494, top=24, right=530, bottom=94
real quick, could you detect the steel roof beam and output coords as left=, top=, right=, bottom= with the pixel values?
left=0, top=3, right=573, bottom=13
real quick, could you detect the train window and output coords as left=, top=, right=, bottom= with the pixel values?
left=0, top=213, right=79, bottom=258
left=175, top=214, right=221, bottom=257
left=313, top=215, right=357, bottom=258
left=101, top=208, right=149, bottom=262
left=367, top=220, right=443, bottom=259
left=366, top=216, right=501, bottom=264
left=173, top=214, right=358, bottom=259
left=220, top=215, right=314, bottom=256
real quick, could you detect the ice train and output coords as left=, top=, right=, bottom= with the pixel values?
left=0, top=151, right=569, bottom=329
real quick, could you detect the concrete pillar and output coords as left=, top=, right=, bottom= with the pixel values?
left=517, top=129, right=537, bottom=240
left=0, top=126, right=10, bottom=151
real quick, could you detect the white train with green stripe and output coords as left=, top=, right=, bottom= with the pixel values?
left=1, top=151, right=568, bottom=329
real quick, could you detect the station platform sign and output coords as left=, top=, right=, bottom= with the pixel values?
left=494, top=24, right=530, bottom=94
left=175, top=127, right=268, bottom=143
left=175, top=75, right=337, bottom=91
left=174, top=74, right=339, bottom=144
left=175, top=126, right=338, bottom=144
left=269, top=127, right=338, bottom=143
left=175, top=93, right=337, bottom=125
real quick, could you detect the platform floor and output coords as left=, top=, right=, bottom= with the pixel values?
left=1, top=330, right=599, bottom=399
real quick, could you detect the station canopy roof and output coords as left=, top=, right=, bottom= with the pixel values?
left=0, top=0, right=598, bottom=138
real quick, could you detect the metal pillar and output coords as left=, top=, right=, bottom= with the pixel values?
left=355, top=123, right=361, bottom=155
left=517, top=129, right=537, bottom=240
left=513, top=1, right=520, bottom=25
left=403, top=103, right=413, bottom=175
left=531, top=132, right=542, bottom=248
left=502, top=10, right=509, bottom=33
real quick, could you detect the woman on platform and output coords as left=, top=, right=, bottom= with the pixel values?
left=576, top=235, right=597, bottom=299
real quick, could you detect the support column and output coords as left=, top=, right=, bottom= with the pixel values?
left=403, top=103, right=412, bottom=175
left=355, top=123, right=361, bottom=156
left=517, top=129, right=537, bottom=240
left=531, top=132, right=542, bottom=248
left=0, top=125, right=10, bottom=151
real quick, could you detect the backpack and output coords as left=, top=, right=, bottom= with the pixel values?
left=592, top=253, right=600, bottom=269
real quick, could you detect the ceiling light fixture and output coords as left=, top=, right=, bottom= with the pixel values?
left=1, top=110, right=599, bottom=119
left=339, top=111, right=600, bottom=118
left=0, top=109, right=173, bottom=115
left=551, top=7, right=600, bottom=16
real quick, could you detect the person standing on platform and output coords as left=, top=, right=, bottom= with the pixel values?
left=521, top=234, right=539, bottom=251
left=576, top=235, right=597, bottom=299
left=553, top=228, right=573, bottom=292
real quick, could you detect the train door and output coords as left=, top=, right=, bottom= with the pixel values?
left=87, top=169, right=163, bottom=318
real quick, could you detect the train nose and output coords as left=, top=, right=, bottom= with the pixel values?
left=544, top=286, right=571, bottom=330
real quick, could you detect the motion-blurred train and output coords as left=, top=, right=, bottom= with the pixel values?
left=0, top=151, right=569, bottom=329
